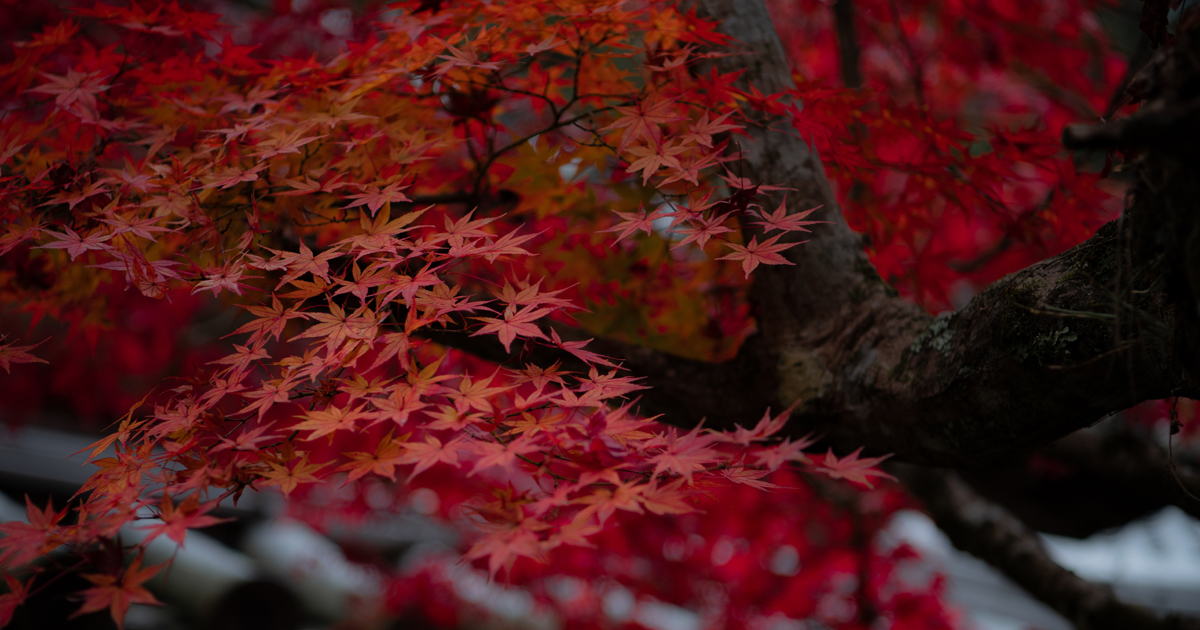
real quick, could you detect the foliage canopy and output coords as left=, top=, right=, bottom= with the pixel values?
left=0, top=0, right=1151, bottom=628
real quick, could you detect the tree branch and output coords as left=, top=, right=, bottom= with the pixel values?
left=663, top=0, right=1200, bottom=467
left=418, top=322, right=778, bottom=426
left=899, top=465, right=1200, bottom=630
left=1044, top=428, right=1200, bottom=520
left=422, top=1, right=1200, bottom=469
left=833, top=0, right=863, bottom=90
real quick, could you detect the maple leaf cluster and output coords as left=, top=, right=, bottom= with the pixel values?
left=0, top=1, right=905, bottom=627
left=764, top=0, right=1200, bottom=452
left=768, top=0, right=1128, bottom=311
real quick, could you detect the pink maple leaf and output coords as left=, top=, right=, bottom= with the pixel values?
left=38, top=226, right=113, bottom=260
left=716, top=234, right=803, bottom=278
left=814, top=448, right=895, bottom=488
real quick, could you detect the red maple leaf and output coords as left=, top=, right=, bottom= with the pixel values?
left=138, top=494, right=229, bottom=546
left=344, top=182, right=412, bottom=216
left=29, top=69, right=110, bottom=113
left=716, top=234, right=803, bottom=278
left=723, top=403, right=797, bottom=446
left=37, top=227, right=113, bottom=260
left=752, top=435, right=817, bottom=471
left=0, top=496, right=66, bottom=566
left=814, top=448, right=895, bottom=488
left=670, top=212, right=734, bottom=250
left=548, top=329, right=621, bottom=369
left=467, top=434, right=543, bottom=476
left=603, top=97, right=684, bottom=152
left=624, top=141, right=687, bottom=185
left=721, top=462, right=781, bottom=491
left=71, top=555, right=162, bottom=630
left=752, top=198, right=825, bottom=233
left=462, top=522, right=546, bottom=582
left=268, top=242, right=342, bottom=288
left=602, top=204, right=662, bottom=244
left=638, top=479, right=697, bottom=515
left=398, top=434, right=465, bottom=481
left=679, top=110, right=740, bottom=147
left=197, top=163, right=268, bottom=190
left=0, top=573, right=29, bottom=627
left=0, top=337, right=49, bottom=373
left=473, top=305, right=553, bottom=353
left=227, top=296, right=308, bottom=344
left=646, top=425, right=720, bottom=485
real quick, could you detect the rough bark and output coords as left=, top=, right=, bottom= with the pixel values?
left=426, top=2, right=1200, bottom=468
left=412, top=8, right=1200, bottom=626
left=672, top=0, right=1200, bottom=466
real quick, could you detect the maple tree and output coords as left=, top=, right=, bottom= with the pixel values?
left=2, top=0, right=1200, bottom=629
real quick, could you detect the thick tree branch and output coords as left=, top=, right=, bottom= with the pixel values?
left=899, top=466, right=1200, bottom=630
left=418, top=323, right=776, bottom=424
left=803, top=218, right=1199, bottom=465
left=667, top=0, right=1200, bottom=466
left=694, top=0, right=887, bottom=346
left=1044, top=429, right=1200, bottom=520
left=426, top=1, right=1200, bottom=468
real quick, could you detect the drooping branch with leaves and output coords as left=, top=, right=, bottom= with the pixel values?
left=1, top=0, right=1198, bottom=628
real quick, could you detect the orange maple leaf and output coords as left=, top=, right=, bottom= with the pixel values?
left=575, top=479, right=644, bottom=524
left=624, top=141, right=687, bottom=185
left=638, top=479, right=697, bottom=515
left=336, top=205, right=427, bottom=256
left=197, top=163, right=268, bottom=190
left=448, top=371, right=511, bottom=413
left=293, top=404, right=368, bottom=441
left=257, top=455, right=329, bottom=496
left=268, top=242, right=342, bottom=288
left=337, top=429, right=409, bottom=482
left=397, top=434, right=464, bottom=481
